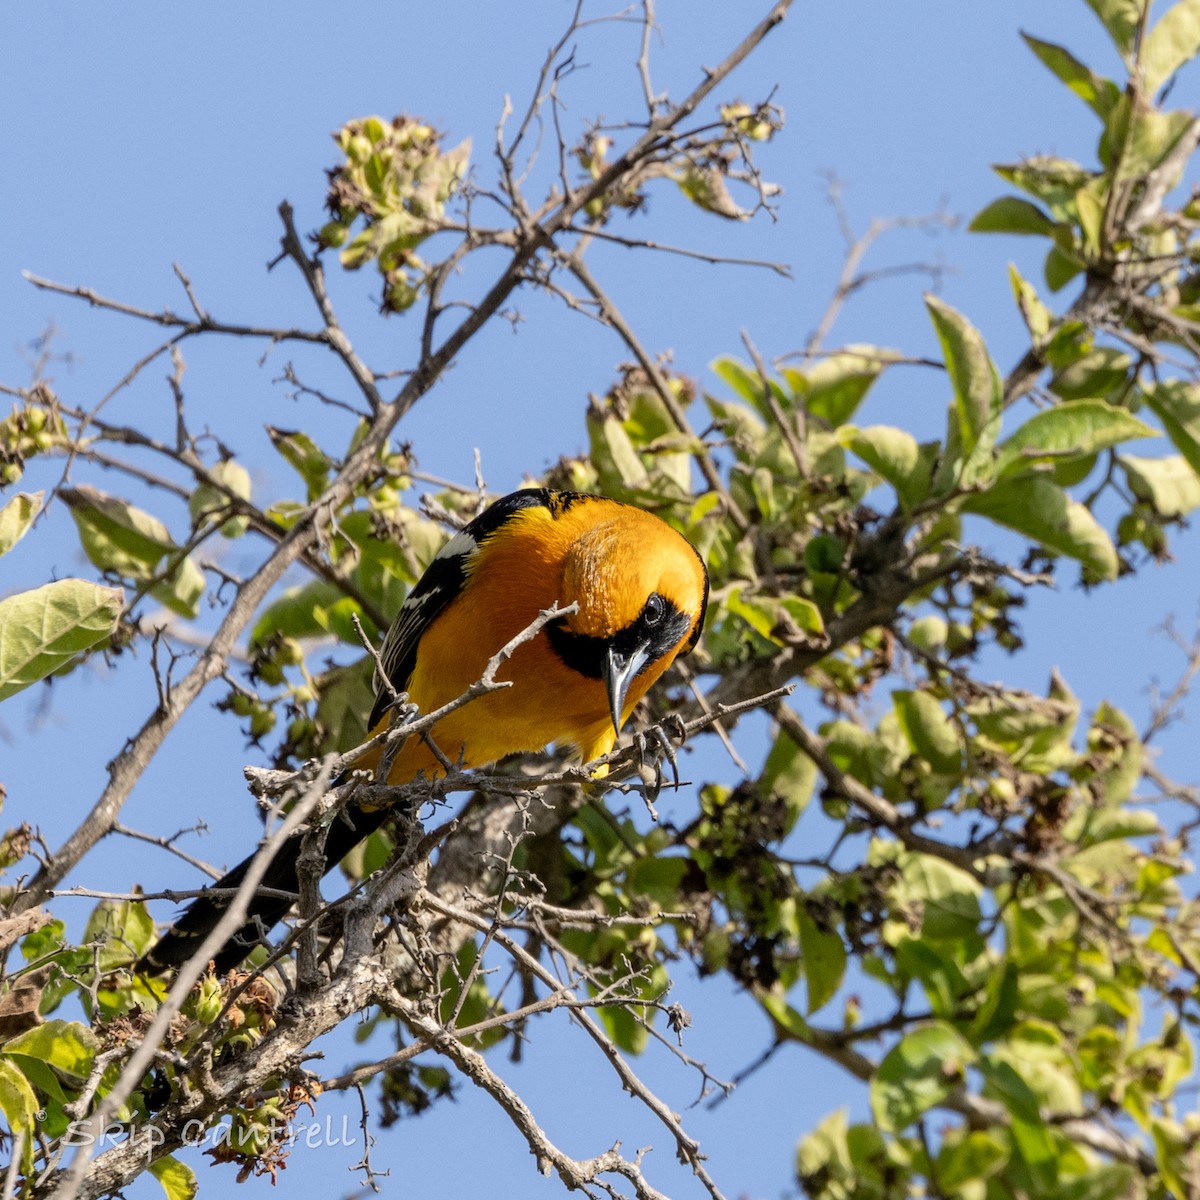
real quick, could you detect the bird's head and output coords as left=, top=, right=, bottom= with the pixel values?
left=549, top=503, right=709, bottom=737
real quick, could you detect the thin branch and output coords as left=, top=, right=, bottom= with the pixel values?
left=802, top=177, right=955, bottom=360
left=425, top=896, right=727, bottom=1200
left=22, top=272, right=326, bottom=345
left=637, top=0, right=663, bottom=117
left=399, top=998, right=675, bottom=1200
left=556, top=248, right=750, bottom=533
left=569, top=223, right=792, bottom=275
left=1142, top=613, right=1200, bottom=744
left=171, top=262, right=208, bottom=322
left=770, top=703, right=1012, bottom=879
left=111, top=820, right=221, bottom=879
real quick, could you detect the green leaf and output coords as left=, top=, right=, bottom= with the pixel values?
left=1074, top=181, right=1107, bottom=256
left=595, top=962, right=668, bottom=1055
left=759, top=990, right=810, bottom=1040
left=1141, top=380, right=1200, bottom=473
left=83, top=895, right=156, bottom=968
left=907, top=614, right=948, bottom=652
left=60, top=485, right=176, bottom=575
left=1104, top=89, right=1196, bottom=182
left=782, top=346, right=894, bottom=427
left=588, top=409, right=651, bottom=493
left=1021, top=33, right=1121, bottom=117
left=251, top=580, right=361, bottom=647
left=759, top=727, right=816, bottom=829
left=0, top=492, right=42, bottom=558
left=627, top=856, right=687, bottom=911
left=970, top=680, right=1079, bottom=770
left=1051, top=453, right=1100, bottom=489
left=1071, top=806, right=1160, bottom=847
left=962, top=476, right=1119, bottom=580
left=1114, top=107, right=1196, bottom=182
left=621, top=383, right=685, bottom=460
left=969, top=196, right=1056, bottom=236
left=993, top=1025, right=1084, bottom=1115
left=800, top=911, right=846, bottom=1014
left=149, top=1155, right=199, bottom=1200
left=1009, top=264, right=1053, bottom=340
left=824, top=721, right=904, bottom=792
left=804, top=532, right=845, bottom=575
left=266, top=427, right=333, bottom=500
left=312, top=657, right=376, bottom=755
left=0, top=1056, right=38, bottom=1137
left=796, top=1109, right=851, bottom=1188
left=189, top=460, right=252, bottom=538
left=780, top=596, right=824, bottom=637
left=1082, top=0, right=1144, bottom=54
left=1120, top=453, right=1200, bottom=516
left=893, top=690, right=963, bottom=774
left=936, top=1130, right=1009, bottom=1188
left=726, top=588, right=784, bottom=647
left=995, top=400, right=1154, bottom=477
left=1088, top=701, right=1143, bottom=808
left=711, top=356, right=775, bottom=422
left=5, top=1053, right=69, bottom=1116
left=929, top=403, right=965, bottom=498
left=897, top=853, right=983, bottom=941
left=970, top=962, right=1020, bottom=1044
left=980, top=1058, right=1057, bottom=1183
left=925, top=296, right=1002, bottom=482
left=342, top=516, right=419, bottom=618
left=1045, top=243, right=1084, bottom=291
left=1148, top=1118, right=1188, bottom=1200
left=0, top=580, right=124, bottom=703
left=870, top=1022, right=976, bottom=1131
left=895, top=938, right=969, bottom=1017
left=839, top=425, right=930, bottom=509
left=995, top=157, right=1095, bottom=218
left=151, top=554, right=206, bottom=619
left=1142, top=0, right=1200, bottom=94
left=3, top=1020, right=99, bottom=1080
left=340, top=226, right=376, bottom=270
left=438, top=943, right=506, bottom=1050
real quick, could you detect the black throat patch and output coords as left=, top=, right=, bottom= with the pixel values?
left=545, top=596, right=693, bottom=680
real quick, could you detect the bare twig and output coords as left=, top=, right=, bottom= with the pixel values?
left=741, top=328, right=808, bottom=478
left=569, top=223, right=791, bottom=275
left=802, top=177, right=956, bottom=360
left=111, top=820, right=220, bottom=878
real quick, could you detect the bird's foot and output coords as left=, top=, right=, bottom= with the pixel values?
left=632, top=713, right=688, bottom=815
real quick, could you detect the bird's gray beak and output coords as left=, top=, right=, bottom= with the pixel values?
left=604, top=643, right=652, bottom=737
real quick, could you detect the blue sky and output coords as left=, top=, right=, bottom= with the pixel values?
left=2, top=2, right=1197, bottom=1197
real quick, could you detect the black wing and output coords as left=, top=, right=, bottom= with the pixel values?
left=367, top=489, right=558, bottom=728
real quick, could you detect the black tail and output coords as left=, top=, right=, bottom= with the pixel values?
left=139, top=806, right=390, bottom=975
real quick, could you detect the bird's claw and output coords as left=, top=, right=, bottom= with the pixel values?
left=632, top=714, right=688, bottom=813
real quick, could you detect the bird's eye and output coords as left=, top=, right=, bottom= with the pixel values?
left=644, top=592, right=665, bottom=626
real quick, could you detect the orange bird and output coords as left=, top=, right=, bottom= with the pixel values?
left=143, top=489, right=708, bottom=972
